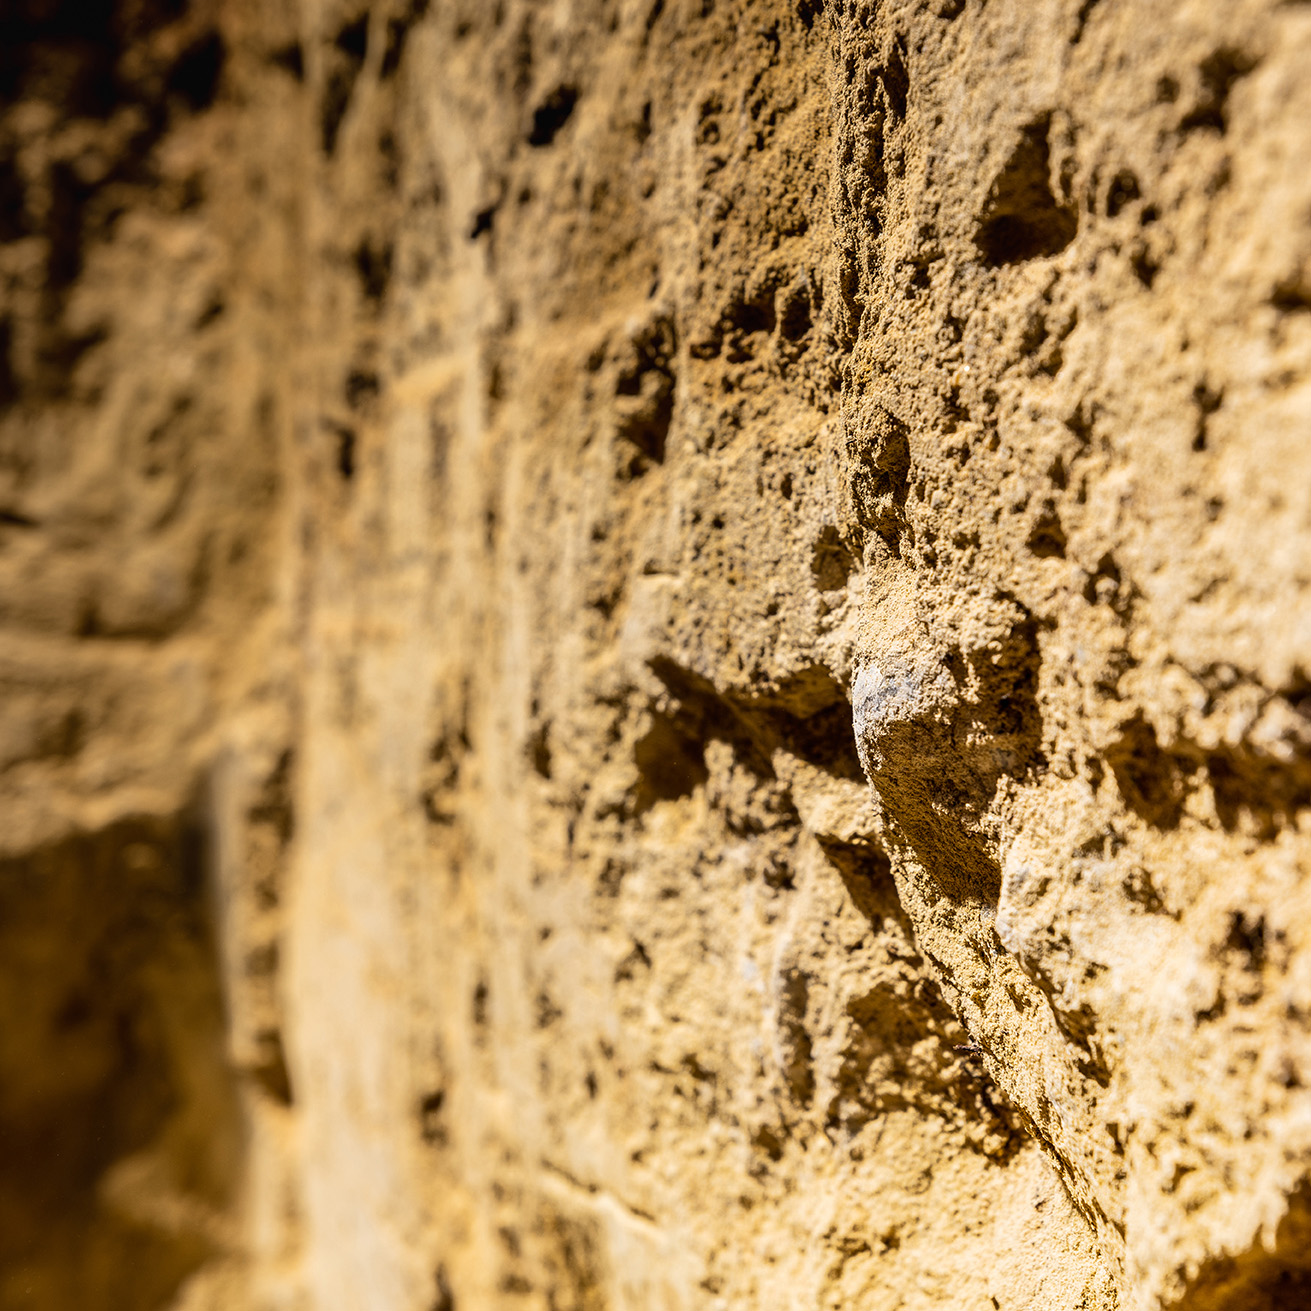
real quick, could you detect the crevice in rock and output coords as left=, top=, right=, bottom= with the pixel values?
left=321, top=14, right=369, bottom=155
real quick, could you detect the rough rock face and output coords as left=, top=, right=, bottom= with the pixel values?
left=2, top=0, right=1310, bottom=1308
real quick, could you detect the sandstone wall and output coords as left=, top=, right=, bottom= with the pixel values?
left=2, top=2, right=1311, bottom=1309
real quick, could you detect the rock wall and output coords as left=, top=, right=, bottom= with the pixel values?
left=2, top=1, right=1311, bottom=1308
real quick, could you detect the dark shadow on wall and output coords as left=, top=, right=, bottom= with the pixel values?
left=1175, top=1180, right=1311, bottom=1311
left=633, top=656, right=1025, bottom=1158
left=0, top=811, right=241, bottom=1310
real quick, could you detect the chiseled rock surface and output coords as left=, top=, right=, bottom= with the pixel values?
left=1, top=1, right=1309, bottom=1308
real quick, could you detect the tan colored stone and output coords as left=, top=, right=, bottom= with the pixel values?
left=1, top=1, right=1309, bottom=1307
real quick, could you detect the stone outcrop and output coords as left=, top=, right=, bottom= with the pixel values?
left=2, top=1, right=1310, bottom=1308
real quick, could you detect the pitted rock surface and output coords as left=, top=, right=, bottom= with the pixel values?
left=1, top=2, right=1310, bottom=1309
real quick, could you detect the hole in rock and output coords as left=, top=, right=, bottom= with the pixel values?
left=1106, top=714, right=1189, bottom=828
left=975, top=118, right=1077, bottom=265
left=528, top=85, right=579, bottom=146
left=333, top=424, right=356, bottom=480
left=270, top=41, right=305, bottom=80
left=1180, top=47, right=1257, bottom=134
left=354, top=238, right=393, bottom=304
left=1106, top=169, right=1141, bottom=217
left=778, top=283, right=813, bottom=341
left=166, top=30, right=225, bottom=112
left=810, top=524, right=857, bottom=591
left=1026, top=507, right=1067, bottom=558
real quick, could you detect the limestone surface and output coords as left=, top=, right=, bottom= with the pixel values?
left=1, top=1, right=1310, bottom=1309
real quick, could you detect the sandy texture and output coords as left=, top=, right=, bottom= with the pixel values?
left=2, top=1, right=1310, bottom=1308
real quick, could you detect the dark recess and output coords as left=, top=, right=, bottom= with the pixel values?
left=811, top=524, right=857, bottom=591
left=250, top=1028, right=293, bottom=1105
left=332, top=424, right=356, bottom=480
left=46, top=161, right=94, bottom=291
left=351, top=238, right=390, bottom=304
left=1106, top=714, right=1188, bottom=829
left=880, top=38, right=909, bottom=120
left=166, top=30, right=225, bottom=112
left=614, top=317, right=677, bottom=476
left=345, top=369, right=381, bottom=409
left=0, top=813, right=239, bottom=1309
left=0, top=153, right=28, bottom=242
left=797, top=0, right=824, bottom=28
left=1071, top=0, right=1100, bottom=43
left=1272, top=276, right=1311, bottom=314
left=1180, top=47, right=1257, bottom=134
left=470, top=204, right=497, bottom=239
left=1106, top=169, right=1140, bottom=218
left=527, top=722, right=552, bottom=779
left=1026, top=507, right=1067, bottom=558
left=779, top=284, right=813, bottom=342
left=270, top=41, right=305, bottom=80
left=1176, top=1180, right=1311, bottom=1311
left=528, top=84, right=579, bottom=146
left=975, top=118, right=1077, bottom=266
left=632, top=711, right=709, bottom=812
left=335, top=13, right=369, bottom=59
left=0, top=318, right=17, bottom=410
left=432, top=1265, right=457, bottom=1311
left=321, top=15, right=370, bottom=154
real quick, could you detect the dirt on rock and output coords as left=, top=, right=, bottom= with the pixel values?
left=2, top=1, right=1310, bottom=1309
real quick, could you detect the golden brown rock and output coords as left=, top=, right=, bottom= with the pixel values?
left=1, top=1, right=1310, bottom=1308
